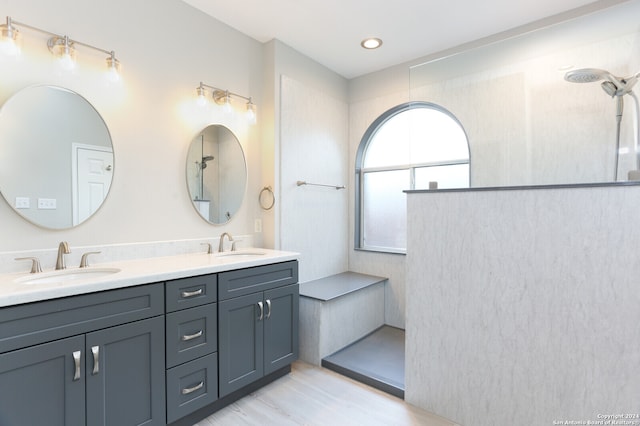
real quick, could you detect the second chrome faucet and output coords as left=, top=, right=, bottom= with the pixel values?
left=218, top=232, right=236, bottom=252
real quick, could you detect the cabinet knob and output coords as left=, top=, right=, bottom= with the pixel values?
left=257, top=301, right=264, bottom=321
left=265, top=299, right=272, bottom=319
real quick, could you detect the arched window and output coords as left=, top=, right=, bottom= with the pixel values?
left=355, top=102, right=470, bottom=253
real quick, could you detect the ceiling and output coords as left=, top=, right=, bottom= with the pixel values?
left=181, top=0, right=622, bottom=79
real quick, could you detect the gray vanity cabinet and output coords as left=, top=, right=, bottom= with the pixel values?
left=0, top=284, right=165, bottom=426
left=165, top=274, right=218, bottom=424
left=0, top=259, right=298, bottom=426
left=0, top=335, right=86, bottom=426
left=85, top=316, right=165, bottom=426
left=263, top=284, right=299, bottom=374
left=218, top=261, right=299, bottom=397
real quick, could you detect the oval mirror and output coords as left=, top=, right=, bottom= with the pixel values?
left=186, top=125, right=247, bottom=224
left=0, top=85, right=114, bottom=229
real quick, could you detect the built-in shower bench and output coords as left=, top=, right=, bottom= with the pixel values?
left=298, top=272, right=387, bottom=365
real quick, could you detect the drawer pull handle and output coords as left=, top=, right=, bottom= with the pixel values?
left=257, top=301, right=264, bottom=321
left=91, top=346, right=100, bottom=375
left=181, top=330, right=204, bottom=341
left=181, top=289, right=203, bottom=298
left=265, top=299, right=272, bottom=319
left=182, top=381, right=204, bottom=395
left=72, top=350, right=81, bottom=381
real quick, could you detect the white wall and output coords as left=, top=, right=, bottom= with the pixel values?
left=263, top=40, right=350, bottom=282
left=0, top=0, right=263, bottom=259
left=406, top=185, right=640, bottom=425
left=280, top=75, right=349, bottom=282
left=348, top=65, right=411, bottom=328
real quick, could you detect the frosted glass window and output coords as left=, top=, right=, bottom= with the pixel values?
left=364, top=108, right=470, bottom=168
left=356, top=102, right=470, bottom=253
left=362, top=170, right=409, bottom=250
left=415, top=164, right=470, bottom=190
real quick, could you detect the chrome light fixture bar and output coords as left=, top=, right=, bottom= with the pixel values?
left=0, top=16, right=121, bottom=78
left=196, top=82, right=256, bottom=124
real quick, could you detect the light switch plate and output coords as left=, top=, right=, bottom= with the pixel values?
left=15, top=197, right=30, bottom=209
left=37, top=198, right=57, bottom=209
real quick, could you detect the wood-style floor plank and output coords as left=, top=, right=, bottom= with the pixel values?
left=195, top=361, right=458, bottom=426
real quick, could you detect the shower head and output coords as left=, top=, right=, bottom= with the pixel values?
left=564, top=68, right=613, bottom=84
left=199, top=155, right=214, bottom=170
left=565, top=68, right=639, bottom=97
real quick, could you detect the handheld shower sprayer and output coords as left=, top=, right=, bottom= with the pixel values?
left=564, top=68, right=638, bottom=96
left=564, top=67, right=640, bottom=180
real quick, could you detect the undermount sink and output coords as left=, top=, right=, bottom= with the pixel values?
left=15, top=267, right=121, bottom=285
left=215, top=251, right=266, bottom=258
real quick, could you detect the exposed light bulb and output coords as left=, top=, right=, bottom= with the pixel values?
left=105, top=52, right=121, bottom=83
left=49, top=36, right=76, bottom=71
left=213, top=89, right=233, bottom=113
left=0, top=37, right=20, bottom=56
left=246, top=100, right=257, bottom=125
left=0, top=17, right=20, bottom=56
left=58, top=52, right=76, bottom=71
left=196, top=83, right=207, bottom=107
left=221, top=92, right=232, bottom=114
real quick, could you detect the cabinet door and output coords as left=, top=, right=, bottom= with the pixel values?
left=0, top=335, right=85, bottom=426
left=86, top=316, right=165, bottom=426
left=218, top=292, right=264, bottom=397
left=264, top=283, right=299, bottom=375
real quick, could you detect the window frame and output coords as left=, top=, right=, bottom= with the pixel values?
left=354, top=101, right=470, bottom=254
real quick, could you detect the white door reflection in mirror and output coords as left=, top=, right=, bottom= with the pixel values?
left=73, top=144, right=114, bottom=225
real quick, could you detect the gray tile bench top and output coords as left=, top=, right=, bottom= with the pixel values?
left=299, top=272, right=387, bottom=301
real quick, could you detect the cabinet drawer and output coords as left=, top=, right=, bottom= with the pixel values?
left=166, top=303, right=217, bottom=368
left=166, top=353, right=218, bottom=423
left=218, top=261, right=298, bottom=301
left=0, top=284, right=164, bottom=354
left=165, top=274, right=217, bottom=312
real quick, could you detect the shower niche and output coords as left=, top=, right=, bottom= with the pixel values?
left=186, top=125, right=247, bottom=225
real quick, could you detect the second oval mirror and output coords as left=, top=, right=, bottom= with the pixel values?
left=186, top=125, right=247, bottom=224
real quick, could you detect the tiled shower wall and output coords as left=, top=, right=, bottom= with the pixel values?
left=406, top=185, right=640, bottom=425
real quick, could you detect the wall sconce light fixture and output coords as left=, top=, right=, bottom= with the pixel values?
left=196, top=82, right=257, bottom=124
left=0, top=16, right=122, bottom=80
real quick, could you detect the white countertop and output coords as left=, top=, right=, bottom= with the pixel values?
left=0, top=248, right=299, bottom=307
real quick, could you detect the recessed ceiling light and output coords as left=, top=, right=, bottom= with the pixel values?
left=361, top=37, right=382, bottom=50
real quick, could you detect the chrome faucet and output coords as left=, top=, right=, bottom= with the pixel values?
left=218, top=232, right=234, bottom=252
left=55, top=241, right=71, bottom=270
left=79, top=251, right=101, bottom=268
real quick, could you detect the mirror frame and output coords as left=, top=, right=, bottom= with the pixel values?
left=185, top=124, right=247, bottom=225
left=0, top=85, right=114, bottom=230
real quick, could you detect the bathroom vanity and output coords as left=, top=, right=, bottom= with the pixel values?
left=0, top=250, right=299, bottom=426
